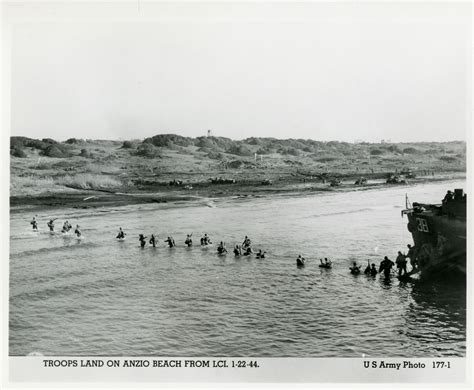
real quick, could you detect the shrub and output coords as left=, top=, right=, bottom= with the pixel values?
left=42, top=145, right=64, bottom=157
left=403, top=147, right=418, bottom=154
left=11, top=147, right=27, bottom=158
left=10, top=176, right=55, bottom=194
left=195, top=136, right=234, bottom=151
left=28, top=139, right=50, bottom=150
left=439, top=156, right=457, bottom=163
left=281, top=139, right=307, bottom=150
left=282, top=147, right=300, bottom=156
left=135, top=143, right=162, bottom=158
left=80, top=148, right=93, bottom=158
left=41, top=144, right=73, bottom=158
left=41, top=138, right=57, bottom=145
left=341, top=150, right=356, bottom=156
left=195, top=137, right=214, bottom=149
left=35, top=162, right=53, bottom=170
left=314, top=156, right=338, bottom=162
left=143, top=134, right=194, bottom=147
left=121, top=140, right=134, bottom=149
left=226, top=143, right=253, bottom=156
left=385, top=145, right=402, bottom=153
left=65, top=138, right=83, bottom=144
left=11, top=136, right=63, bottom=151
left=207, top=151, right=224, bottom=160
left=11, top=136, right=28, bottom=149
left=56, top=174, right=121, bottom=190
left=11, top=136, right=47, bottom=150
left=370, top=149, right=383, bottom=155
left=227, top=160, right=245, bottom=169
left=245, top=137, right=262, bottom=145
left=52, top=160, right=76, bottom=170
left=424, top=148, right=438, bottom=155
left=256, top=146, right=273, bottom=155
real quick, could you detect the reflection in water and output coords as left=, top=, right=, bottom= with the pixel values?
left=403, top=283, right=466, bottom=356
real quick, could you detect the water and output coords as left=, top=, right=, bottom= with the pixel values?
left=9, top=181, right=466, bottom=357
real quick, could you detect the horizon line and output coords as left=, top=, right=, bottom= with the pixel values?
left=9, top=133, right=467, bottom=144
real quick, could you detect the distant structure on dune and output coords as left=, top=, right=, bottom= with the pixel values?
left=207, top=129, right=212, bottom=137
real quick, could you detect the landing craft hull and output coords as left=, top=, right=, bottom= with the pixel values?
left=404, top=192, right=466, bottom=282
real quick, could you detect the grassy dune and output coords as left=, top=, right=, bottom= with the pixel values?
left=10, top=135, right=466, bottom=202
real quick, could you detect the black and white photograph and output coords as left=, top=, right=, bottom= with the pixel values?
left=2, top=0, right=471, bottom=386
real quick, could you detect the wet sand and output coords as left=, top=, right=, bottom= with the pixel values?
left=10, top=172, right=465, bottom=213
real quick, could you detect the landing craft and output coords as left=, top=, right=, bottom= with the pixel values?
left=401, top=189, right=466, bottom=282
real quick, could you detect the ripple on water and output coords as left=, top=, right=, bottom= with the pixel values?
left=9, top=181, right=466, bottom=356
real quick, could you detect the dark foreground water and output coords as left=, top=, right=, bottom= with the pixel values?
left=9, top=181, right=466, bottom=356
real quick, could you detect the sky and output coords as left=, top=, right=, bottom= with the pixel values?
left=6, top=2, right=471, bottom=142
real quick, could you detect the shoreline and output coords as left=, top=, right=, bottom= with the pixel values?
left=10, top=173, right=466, bottom=214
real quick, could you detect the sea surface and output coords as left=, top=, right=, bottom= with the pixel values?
left=9, top=180, right=466, bottom=357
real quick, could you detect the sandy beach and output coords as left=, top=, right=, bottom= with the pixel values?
left=9, top=172, right=466, bottom=213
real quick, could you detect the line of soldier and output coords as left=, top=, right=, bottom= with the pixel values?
left=30, top=216, right=82, bottom=237
left=131, top=230, right=266, bottom=259
left=348, top=244, right=417, bottom=278
left=296, top=244, right=417, bottom=280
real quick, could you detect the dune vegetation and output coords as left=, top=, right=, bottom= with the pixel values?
left=10, top=134, right=466, bottom=204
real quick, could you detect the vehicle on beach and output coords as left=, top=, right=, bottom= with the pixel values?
left=400, top=167, right=416, bottom=178
left=386, top=174, right=408, bottom=184
left=401, top=188, right=466, bottom=281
